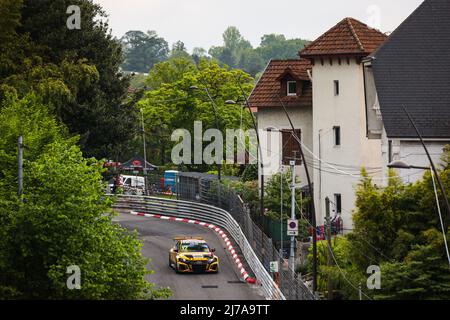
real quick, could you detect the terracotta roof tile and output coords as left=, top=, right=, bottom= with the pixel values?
left=249, top=59, right=312, bottom=109
left=300, top=18, right=388, bottom=58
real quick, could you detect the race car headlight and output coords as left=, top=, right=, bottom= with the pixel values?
left=179, top=258, right=188, bottom=263
left=207, top=257, right=217, bottom=264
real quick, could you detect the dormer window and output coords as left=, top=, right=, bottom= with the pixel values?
left=287, top=81, right=297, bottom=96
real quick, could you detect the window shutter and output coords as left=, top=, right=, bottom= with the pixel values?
left=282, top=129, right=302, bottom=165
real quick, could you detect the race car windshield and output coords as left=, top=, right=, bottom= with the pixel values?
left=180, top=243, right=210, bottom=252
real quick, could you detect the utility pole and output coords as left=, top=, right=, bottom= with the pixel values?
left=289, top=160, right=296, bottom=275
left=18, top=136, right=24, bottom=197
left=190, top=85, right=222, bottom=181
left=325, top=197, right=333, bottom=300
left=280, top=168, right=284, bottom=291
left=359, top=283, right=362, bottom=300
left=141, top=109, right=148, bottom=196
left=230, top=81, right=264, bottom=224
left=278, top=97, right=318, bottom=294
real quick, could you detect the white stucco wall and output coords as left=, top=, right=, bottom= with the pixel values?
left=257, top=106, right=314, bottom=189
left=380, top=128, right=449, bottom=185
left=311, top=58, right=382, bottom=230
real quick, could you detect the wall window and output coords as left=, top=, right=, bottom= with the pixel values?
left=334, top=80, right=340, bottom=96
left=388, top=140, right=393, bottom=163
left=334, top=194, right=342, bottom=214
left=287, top=81, right=297, bottom=96
left=333, top=126, right=341, bottom=146
left=281, top=129, right=302, bottom=165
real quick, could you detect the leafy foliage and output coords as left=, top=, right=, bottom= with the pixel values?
left=121, top=26, right=310, bottom=77
left=121, top=30, right=169, bottom=73
left=0, top=94, right=170, bottom=299
left=138, top=58, right=254, bottom=169
left=209, top=27, right=309, bottom=76
left=241, top=164, right=258, bottom=182
left=263, top=171, right=309, bottom=241
left=311, top=147, right=450, bottom=300
left=0, top=0, right=139, bottom=160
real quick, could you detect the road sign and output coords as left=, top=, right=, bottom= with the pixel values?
left=269, top=261, right=279, bottom=273
left=287, top=219, right=299, bottom=236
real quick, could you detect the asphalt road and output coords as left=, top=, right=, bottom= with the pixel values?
left=114, top=213, right=265, bottom=300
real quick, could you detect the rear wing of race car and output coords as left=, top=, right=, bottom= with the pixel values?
left=173, top=236, right=204, bottom=241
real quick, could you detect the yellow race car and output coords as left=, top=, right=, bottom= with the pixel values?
left=169, top=237, right=219, bottom=273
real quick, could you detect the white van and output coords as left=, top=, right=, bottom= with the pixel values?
left=122, top=175, right=145, bottom=195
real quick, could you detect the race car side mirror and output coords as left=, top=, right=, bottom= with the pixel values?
left=211, top=248, right=216, bottom=253
left=173, top=248, right=178, bottom=252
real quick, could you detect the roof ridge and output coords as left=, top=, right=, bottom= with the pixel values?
left=269, top=58, right=306, bottom=62
left=346, top=17, right=365, bottom=51
left=301, top=19, right=344, bottom=53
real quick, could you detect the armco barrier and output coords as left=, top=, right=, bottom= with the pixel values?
left=112, top=195, right=286, bottom=300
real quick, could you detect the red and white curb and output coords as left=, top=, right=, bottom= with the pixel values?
left=129, top=210, right=257, bottom=284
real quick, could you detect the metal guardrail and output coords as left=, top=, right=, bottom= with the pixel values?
left=177, top=176, right=316, bottom=300
left=112, top=194, right=286, bottom=300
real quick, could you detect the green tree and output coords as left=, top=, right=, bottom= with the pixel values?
left=241, top=164, right=258, bottom=182
left=314, top=147, right=450, bottom=300
left=208, top=28, right=310, bottom=76
left=145, top=56, right=196, bottom=90
left=170, top=40, right=192, bottom=60
left=307, top=237, right=367, bottom=300
left=0, top=94, right=170, bottom=299
left=0, top=0, right=140, bottom=160
left=237, top=48, right=265, bottom=77
left=264, top=171, right=309, bottom=240
left=209, top=26, right=253, bottom=70
left=138, top=59, right=254, bottom=168
left=192, top=47, right=208, bottom=65
left=222, top=26, right=252, bottom=53
left=377, top=228, right=450, bottom=300
left=121, top=30, right=169, bottom=73
left=256, top=34, right=309, bottom=62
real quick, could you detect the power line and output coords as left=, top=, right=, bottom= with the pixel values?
left=278, top=173, right=373, bottom=299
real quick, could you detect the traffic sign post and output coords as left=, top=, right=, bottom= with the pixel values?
left=287, top=219, right=299, bottom=236
left=270, top=261, right=279, bottom=273
left=289, top=160, right=297, bottom=276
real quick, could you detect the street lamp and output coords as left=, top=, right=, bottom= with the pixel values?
left=388, top=158, right=450, bottom=221
left=394, top=105, right=450, bottom=221
left=387, top=160, right=429, bottom=171
left=387, top=104, right=450, bottom=269
left=189, top=85, right=222, bottom=181
left=140, top=108, right=149, bottom=195
left=225, top=99, right=265, bottom=224
left=226, top=98, right=268, bottom=272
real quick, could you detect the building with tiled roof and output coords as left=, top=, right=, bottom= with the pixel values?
left=251, top=17, right=389, bottom=233
left=250, top=58, right=314, bottom=189
left=301, top=17, right=387, bottom=231
left=249, top=59, right=312, bottom=109
left=300, top=17, right=388, bottom=61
